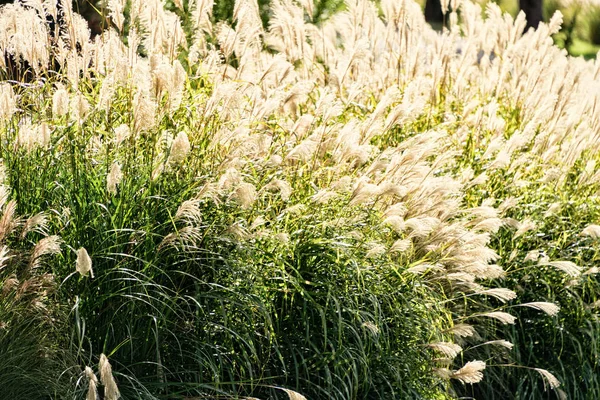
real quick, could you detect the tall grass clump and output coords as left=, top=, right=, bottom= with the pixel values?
left=0, top=184, right=76, bottom=398
left=0, top=0, right=599, bottom=399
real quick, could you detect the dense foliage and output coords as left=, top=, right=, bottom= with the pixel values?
left=0, top=0, right=599, bottom=399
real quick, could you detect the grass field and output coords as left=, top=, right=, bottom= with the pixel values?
left=0, top=0, right=599, bottom=399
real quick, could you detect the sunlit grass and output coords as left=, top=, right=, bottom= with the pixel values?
left=0, top=0, right=599, bottom=399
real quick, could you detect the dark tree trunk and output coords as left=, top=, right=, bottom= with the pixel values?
left=520, top=0, right=544, bottom=31
left=425, top=0, right=444, bottom=24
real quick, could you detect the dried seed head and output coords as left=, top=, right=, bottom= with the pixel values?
left=361, top=321, right=380, bottom=335
left=275, top=387, right=307, bottom=400
left=390, top=238, right=411, bottom=253
left=524, top=250, right=540, bottom=262
left=452, top=360, right=486, bottom=384
left=427, top=342, right=462, bottom=358
left=0, top=200, right=18, bottom=243
left=175, top=199, right=202, bottom=225
left=477, top=288, right=517, bottom=303
left=447, top=323, right=476, bottom=338
left=478, top=311, right=517, bottom=325
left=106, top=162, right=123, bottom=195
left=133, top=91, right=157, bottom=133
left=581, top=224, right=600, bottom=239
left=0, top=245, right=10, bottom=271
left=70, top=93, right=90, bottom=123
left=365, top=242, right=386, bottom=258
left=232, top=182, right=257, bottom=209
left=30, top=235, right=62, bottom=270
left=113, top=124, right=131, bottom=145
left=52, top=88, right=69, bottom=118
left=534, top=368, right=561, bottom=390
left=99, top=354, right=120, bottom=400
left=482, top=340, right=514, bottom=349
left=518, top=302, right=560, bottom=316
left=85, top=366, right=98, bottom=400
left=264, top=179, right=292, bottom=201
left=0, top=84, right=16, bottom=121
left=168, top=132, right=191, bottom=164
left=76, top=247, right=93, bottom=278
left=514, top=218, right=536, bottom=238
left=16, top=122, right=50, bottom=152
left=539, top=260, right=581, bottom=277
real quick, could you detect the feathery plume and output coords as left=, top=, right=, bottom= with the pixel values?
left=106, top=162, right=123, bottom=195
left=168, top=132, right=191, bottom=164
left=514, top=219, right=536, bottom=238
left=29, top=235, right=62, bottom=270
left=452, top=360, right=486, bottom=384
left=581, top=224, right=600, bottom=239
left=361, top=321, right=380, bottom=335
left=477, top=288, right=517, bottom=303
left=264, top=179, right=292, bottom=201
left=482, top=340, right=514, bottom=349
left=0, top=200, right=17, bottom=243
left=232, top=182, right=257, bottom=209
left=390, top=238, right=412, bottom=253
left=534, top=368, right=561, bottom=390
left=85, top=367, right=98, bottom=400
left=478, top=311, right=517, bottom=325
left=582, top=267, right=600, bottom=276
left=427, top=342, right=462, bottom=358
left=113, top=124, right=131, bottom=146
left=159, top=226, right=203, bottom=251
left=447, top=323, right=476, bottom=338
left=175, top=200, right=202, bottom=225
left=70, top=93, right=90, bottom=123
left=365, top=242, right=386, bottom=258
left=539, top=260, right=582, bottom=277
left=76, top=247, right=93, bottom=278
left=107, top=0, right=127, bottom=31
left=518, top=302, right=560, bottom=316
left=407, top=263, right=443, bottom=275
left=0, top=245, right=11, bottom=271
left=0, top=84, right=16, bottom=121
left=524, top=250, right=540, bottom=262
left=133, top=91, right=157, bottom=133
left=99, top=354, right=120, bottom=400
left=544, top=202, right=562, bottom=217
left=272, top=387, right=307, bottom=400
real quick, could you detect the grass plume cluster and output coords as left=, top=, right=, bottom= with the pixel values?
left=0, top=0, right=599, bottom=398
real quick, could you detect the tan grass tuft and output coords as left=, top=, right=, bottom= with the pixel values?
left=478, top=311, right=517, bottom=325
left=85, top=366, right=99, bottom=400
left=517, top=302, right=560, bottom=316
left=447, top=323, right=476, bottom=338
left=451, top=360, right=486, bottom=384
left=232, top=182, right=258, bottom=209
left=106, top=162, right=123, bottom=195
left=539, top=260, right=582, bottom=277
left=22, top=212, right=48, bottom=238
left=481, top=340, right=514, bottom=349
left=168, top=132, right=191, bottom=164
left=99, top=354, right=120, bottom=400
left=175, top=200, right=202, bottom=225
left=477, top=288, right=517, bottom=303
left=273, top=387, right=307, bottom=400
left=534, top=367, right=561, bottom=390
left=581, top=224, right=600, bottom=239
left=52, top=88, right=69, bottom=118
left=76, top=247, right=93, bottom=278
left=427, top=342, right=462, bottom=358
left=29, top=235, right=62, bottom=270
